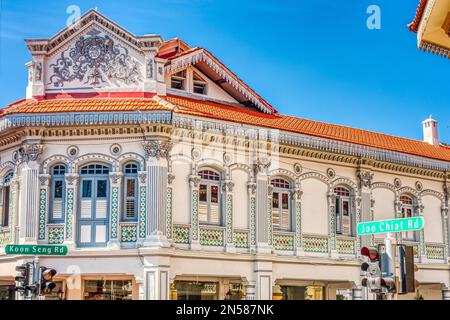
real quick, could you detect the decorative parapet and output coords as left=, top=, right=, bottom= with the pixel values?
left=273, top=231, right=295, bottom=251
left=303, top=234, right=329, bottom=253
left=172, top=224, right=190, bottom=244
left=47, top=225, right=64, bottom=244
left=120, top=223, right=138, bottom=243
left=200, top=226, right=225, bottom=246
left=336, top=236, right=356, bottom=255
left=233, top=229, right=249, bottom=248
left=425, top=243, right=446, bottom=260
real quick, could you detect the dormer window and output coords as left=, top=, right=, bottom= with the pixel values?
left=193, top=72, right=207, bottom=95
left=171, top=70, right=186, bottom=90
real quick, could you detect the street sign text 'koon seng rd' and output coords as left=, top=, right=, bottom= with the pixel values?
left=357, top=217, right=424, bottom=236
left=5, top=244, right=68, bottom=256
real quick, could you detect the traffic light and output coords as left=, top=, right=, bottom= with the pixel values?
left=398, top=245, right=416, bottom=294
left=14, top=263, right=30, bottom=294
left=39, top=267, right=57, bottom=295
left=360, top=246, right=382, bottom=293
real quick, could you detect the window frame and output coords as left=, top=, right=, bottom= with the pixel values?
left=171, top=70, right=187, bottom=91
left=49, top=165, right=67, bottom=224
left=122, top=163, right=139, bottom=222
left=192, top=71, right=208, bottom=95
left=334, top=186, right=355, bottom=237
left=271, top=178, right=292, bottom=231
left=198, top=169, right=222, bottom=226
left=0, top=171, right=13, bottom=227
left=400, top=194, right=418, bottom=241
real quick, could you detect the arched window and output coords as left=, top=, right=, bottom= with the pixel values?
left=198, top=170, right=221, bottom=225
left=271, top=178, right=291, bottom=231
left=0, top=171, right=13, bottom=227
left=400, top=195, right=417, bottom=241
left=334, top=186, right=355, bottom=236
left=50, top=165, right=67, bottom=223
left=123, top=163, right=138, bottom=221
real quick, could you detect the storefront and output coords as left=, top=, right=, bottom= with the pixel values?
left=172, top=277, right=245, bottom=300
left=0, top=281, right=15, bottom=300
left=83, top=279, right=133, bottom=300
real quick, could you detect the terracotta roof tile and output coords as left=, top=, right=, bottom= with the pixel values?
left=408, top=0, right=428, bottom=33
left=164, top=95, right=450, bottom=162
left=1, top=95, right=450, bottom=162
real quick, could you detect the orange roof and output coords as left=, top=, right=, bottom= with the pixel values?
left=164, top=95, right=450, bottom=162
left=2, top=98, right=170, bottom=114
left=1, top=95, right=450, bottom=163
left=408, top=0, right=428, bottom=33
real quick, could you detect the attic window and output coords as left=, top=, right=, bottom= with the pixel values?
left=193, top=72, right=207, bottom=95
left=442, top=12, right=450, bottom=36
left=171, top=70, right=186, bottom=90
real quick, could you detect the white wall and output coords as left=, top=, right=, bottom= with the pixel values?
left=301, top=178, right=329, bottom=235
left=171, top=160, right=191, bottom=224
left=231, top=168, right=249, bottom=229
left=422, top=195, right=444, bottom=243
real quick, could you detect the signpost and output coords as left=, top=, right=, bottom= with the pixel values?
left=357, top=216, right=424, bottom=300
left=357, top=217, right=424, bottom=236
left=5, top=244, right=68, bottom=256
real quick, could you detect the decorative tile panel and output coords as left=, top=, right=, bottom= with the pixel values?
left=48, top=225, right=64, bottom=244
left=173, top=224, right=190, bottom=244
left=191, top=190, right=199, bottom=241
left=295, top=202, right=302, bottom=250
left=303, top=235, right=329, bottom=253
left=110, top=186, right=119, bottom=239
left=267, top=198, right=272, bottom=245
left=38, top=189, right=47, bottom=241
left=166, top=187, right=173, bottom=238
left=121, top=223, right=138, bottom=242
left=250, top=197, right=256, bottom=246
left=226, top=195, right=233, bottom=244
left=200, top=227, right=224, bottom=246
left=65, top=188, right=74, bottom=240
left=233, top=230, right=249, bottom=248
left=138, top=186, right=146, bottom=238
left=336, top=237, right=355, bottom=255
left=273, top=232, right=294, bottom=251
left=426, top=244, right=445, bottom=260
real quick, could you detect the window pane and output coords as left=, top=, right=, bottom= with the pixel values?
left=342, top=200, right=349, bottom=217
left=199, top=185, right=207, bottom=202
left=281, top=193, right=289, bottom=209
left=97, top=180, right=107, bottom=198
left=126, top=199, right=136, bottom=218
left=126, top=179, right=136, bottom=197
left=82, top=181, right=92, bottom=198
left=272, top=192, right=279, bottom=208
left=210, top=186, right=218, bottom=203
left=54, top=180, right=63, bottom=198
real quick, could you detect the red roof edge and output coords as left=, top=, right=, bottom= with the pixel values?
left=408, top=0, right=428, bottom=33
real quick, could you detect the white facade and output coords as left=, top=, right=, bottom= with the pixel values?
left=0, top=9, right=449, bottom=300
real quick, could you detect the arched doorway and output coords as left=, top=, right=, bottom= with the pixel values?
left=77, top=163, right=110, bottom=247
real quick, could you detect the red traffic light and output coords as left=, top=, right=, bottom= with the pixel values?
left=361, top=247, right=379, bottom=261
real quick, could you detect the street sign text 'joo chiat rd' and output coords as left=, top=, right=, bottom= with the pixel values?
left=357, top=217, right=424, bottom=236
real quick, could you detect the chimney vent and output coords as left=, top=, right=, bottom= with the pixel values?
left=422, top=115, right=439, bottom=146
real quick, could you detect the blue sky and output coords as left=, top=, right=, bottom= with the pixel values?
left=0, top=0, right=449, bottom=143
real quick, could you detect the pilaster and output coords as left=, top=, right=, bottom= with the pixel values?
left=137, top=171, right=147, bottom=244
left=189, top=174, right=201, bottom=250
left=37, top=174, right=51, bottom=244
left=247, top=182, right=257, bottom=252
left=142, top=140, right=172, bottom=247
left=328, top=190, right=337, bottom=257
left=108, top=172, right=123, bottom=249
left=64, top=173, right=79, bottom=249
left=17, top=143, right=43, bottom=244
left=292, top=187, right=304, bottom=256
left=222, top=180, right=235, bottom=253
left=356, top=166, right=374, bottom=249
left=253, top=158, right=272, bottom=254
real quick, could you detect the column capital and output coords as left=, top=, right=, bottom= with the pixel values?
left=17, top=143, right=44, bottom=163
left=64, top=173, right=79, bottom=187
left=189, top=174, right=201, bottom=188
left=221, top=180, right=234, bottom=193
left=138, top=171, right=147, bottom=184
left=143, top=140, right=172, bottom=161
left=109, top=172, right=123, bottom=185
left=38, top=174, right=51, bottom=187
left=357, top=170, right=373, bottom=191
left=253, top=157, right=271, bottom=176
left=247, top=182, right=257, bottom=195
left=290, top=188, right=303, bottom=200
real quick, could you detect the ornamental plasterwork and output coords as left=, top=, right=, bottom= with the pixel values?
left=65, top=174, right=79, bottom=186
left=143, top=140, right=173, bottom=160
left=394, top=178, right=402, bottom=189
left=138, top=172, right=147, bottom=184
left=357, top=170, right=373, bottom=189
left=398, top=186, right=419, bottom=198
left=168, top=173, right=175, bottom=185
left=298, top=172, right=330, bottom=185
left=293, top=163, right=303, bottom=175
left=326, top=168, right=336, bottom=179
left=420, top=189, right=445, bottom=202
left=253, top=158, right=271, bottom=176
left=415, top=181, right=423, bottom=191
left=42, top=155, right=71, bottom=174
left=48, top=29, right=142, bottom=88
left=117, top=153, right=146, bottom=170
left=247, top=182, right=257, bottom=195
left=18, top=144, right=43, bottom=163
left=109, top=172, right=123, bottom=184
left=269, top=168, right=297, bottom=182
left=70, top=154, right=118, bottom=172
left=371, top=182, right=396, bottom=193
left=38, top=174, right=51, bottom=187
left=221, top=181, right=234, bottom=193
left=0, top=161, right=16, bottom=175
left=331, top=177, right=358, bottom=193
left=189, top=175, right=201, bottom=188
left=290, top=188, right=303, bottom=199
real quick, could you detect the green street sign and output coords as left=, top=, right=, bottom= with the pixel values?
left=4, top=244, right=68, bottom=256
left=357, top=217, right=424, bottom=236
